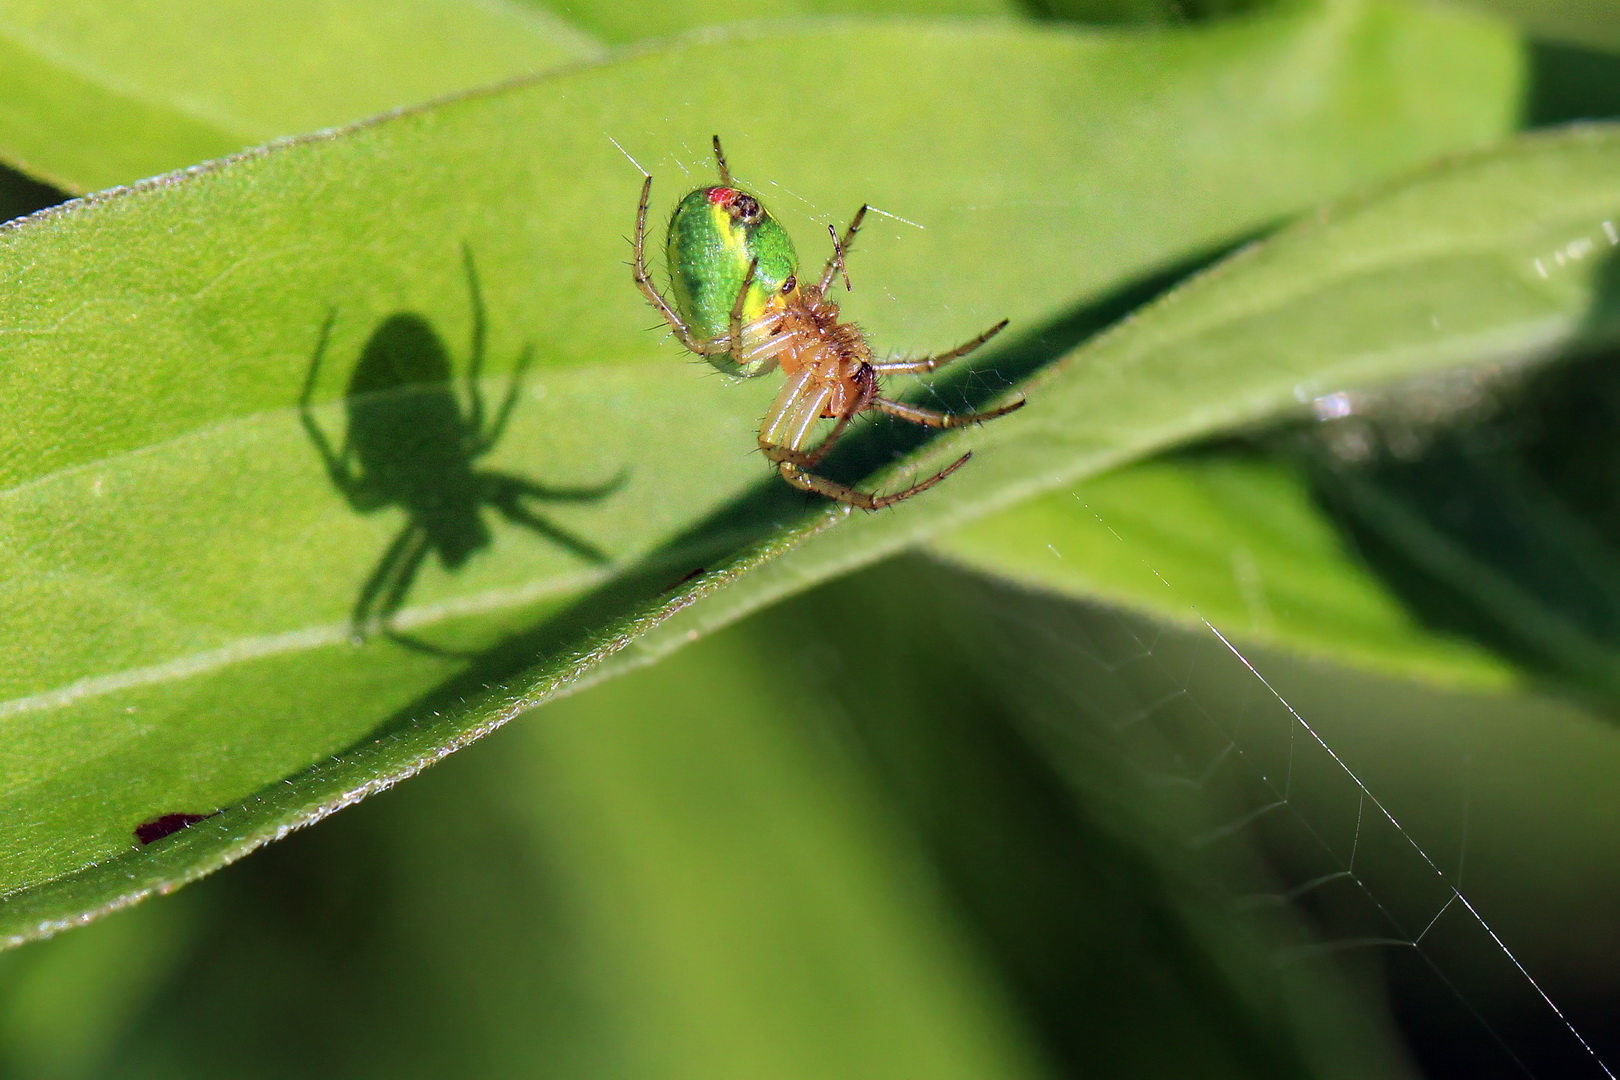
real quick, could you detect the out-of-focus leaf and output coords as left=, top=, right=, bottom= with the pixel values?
left=0, top=4, right=1519, bottom=944
left=1031, top=0, right=1269, bottom=25
left=927, top=450, right=1513, bottom=688
left=531, top=0, right=1022, bottom=45
left=0, top=0, right=598, bottom=192
left=1457, top=0, right=1620, bottom=51
left=0, top=891, right=193, bottom=1079
left=0, top=556, right=1423, bottom=1079
left=1281, top=343, right=1620, bottom=706
left=631, top=125, right=1620, bottom=698
left=921, top=556, right=1620, bottom=1077
left=1526, top=39, right=1620, bottom=126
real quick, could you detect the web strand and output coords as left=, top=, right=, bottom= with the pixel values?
left=1018, top=494, right=1619, bottom=1079
left=1201, top=620, right=1615, bottom=1079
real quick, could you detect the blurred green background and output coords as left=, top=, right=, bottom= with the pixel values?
left=2, top=0, right=1620, bottom=1077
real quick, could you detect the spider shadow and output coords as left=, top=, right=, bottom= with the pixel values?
left=348, top=245, right=1232, bottom=736
left=300, top=251, right=624, bottom=655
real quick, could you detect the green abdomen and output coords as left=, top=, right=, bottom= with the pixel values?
left=665, top=188, right=798, bottom=364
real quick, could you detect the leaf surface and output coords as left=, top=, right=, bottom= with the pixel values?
left=1458, top=0, right=1620, bottom=50
left=928, top=450, right=1515, bottom=688
left=633, top=124, right=1620, bottom=696
left=0, top=0, right=597, bottom=192
left=520, top=0, right=1022, bottom=45
left=0, top=5, right=1519, bottom=942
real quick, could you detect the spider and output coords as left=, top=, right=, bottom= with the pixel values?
left=632, top=137, right=1024, bottom=510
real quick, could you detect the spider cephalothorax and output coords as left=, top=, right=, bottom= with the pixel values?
left=633, top=137, right=1023, bottom=510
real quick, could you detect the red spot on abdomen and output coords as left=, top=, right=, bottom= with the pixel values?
left=706, top=187, right=735, bottom=205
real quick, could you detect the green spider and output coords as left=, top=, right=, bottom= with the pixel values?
left=632, top=137, right=1024, bottom=510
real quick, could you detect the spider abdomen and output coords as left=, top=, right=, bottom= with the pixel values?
left=665, top=185, right=798, bottom=375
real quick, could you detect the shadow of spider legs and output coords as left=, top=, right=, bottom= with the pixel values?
left=299, top=248, right=625, bottom=653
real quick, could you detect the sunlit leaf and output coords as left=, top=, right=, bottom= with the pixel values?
left=0, top=4, right=1518, bottom=943
left=1458, top=0, right=1620, bottom=50
left=525, top=0, right=1022, bottom=45
left=3, top=556, right=1426, bottom=1078
left=634, top=125, right=1620, bottom=697
left=1033, top=0, right=1267, bottom=25
left=928, top=450, right=1514, bottom=688
left=0, top=0, right=597, bottom=192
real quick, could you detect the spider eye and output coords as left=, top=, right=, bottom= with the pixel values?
left=781, top=275, right=796, bottom=294
left=731, top=193, right=763, bottom=224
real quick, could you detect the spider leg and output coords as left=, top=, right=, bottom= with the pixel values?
left=815, top=205, right=868, bottom=297
left=778, top=453, right=973, bottom=511
left=727, top=257, right=760, bottom=368
left=758, top=368, right=964, bottom=510
left=871, top=319, right=1009, bottom=375
left=873, top=395, right=1026, bottom=428
left=768, top=410, right=854, bottom=471
left=711, top=135, right=733, bottom=185
left=758, top=369, right=835, bottom=462
left=758, top=365, right=856, bottom=471
left=352, top=521, right=429, bottom=641
left=483, top=475, right=613, bottom=564
left=633, top=175, right=728, bottom=356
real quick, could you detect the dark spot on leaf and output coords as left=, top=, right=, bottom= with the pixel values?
left=135, top=811, right=220, bottom=845
left=662, top=567, right=706, bottom=594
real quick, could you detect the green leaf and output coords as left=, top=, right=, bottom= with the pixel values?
left=633, top=124, right=1620, bottom=695
left=0, top=3, right=1519, bottom=943
left=926, top=449, right=1515, bottom=688
left=1032, top=0, right=1270, bottom=26
left=1456, top=0, right=1620, bottom=50
left=0, top=0, right=598, bottom=193
left=519, top=0, right=1023, bottom=46
left=912, top=555, right=1620, bottom=1078
left=2, top=556, right=1422, bottom=1078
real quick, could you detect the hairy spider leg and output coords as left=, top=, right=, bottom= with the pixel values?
left=711, top=134, right=733, bottom=186
left=780, top=450, right=973, bottom=511
left=757, top=368, right=853, bottom=472
left=816, top=204, right=868, bottom=297
left=771, top=409, right=856, bottom=471
left=757, top=368, right=977, bottom=511
left=633, top=175, right=717, bottom=355
left=872, top=318, right=1011, bottom=375
left=729, top=258, right=760, bottom=366
left=759, top=369, right=833, bottom=457
left=874, top=396, right=1026, bottom=427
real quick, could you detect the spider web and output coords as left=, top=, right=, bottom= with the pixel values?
left=943, top=520, right=1620, bottom=1079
